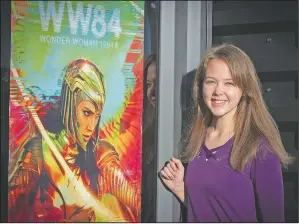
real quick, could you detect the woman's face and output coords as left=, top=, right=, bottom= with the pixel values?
left=146, top=62, right=157, bottom=107
left=202, top=58, right=242, bottom=119
left=76, top=100, right=101, bottom=147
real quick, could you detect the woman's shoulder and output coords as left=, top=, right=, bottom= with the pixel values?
left=95, top=139, right=117, bottom=151
left=247, top=135, right=281, bottom=176
left=247, top=135, right=283, bottom=185
left=94, top=139, right=120, bottom=168
left=256, top=136, right=278, bottom=161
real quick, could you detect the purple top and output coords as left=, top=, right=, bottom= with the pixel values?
left=185, top=136, right=284, bottom=222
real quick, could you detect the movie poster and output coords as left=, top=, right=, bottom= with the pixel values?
left=8, top=1, right=144, bottom=222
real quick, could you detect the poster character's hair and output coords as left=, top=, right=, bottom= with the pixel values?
left=60, top=58, right=106, bottom=146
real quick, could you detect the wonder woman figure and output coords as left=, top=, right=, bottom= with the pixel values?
left=8, top=58, right=140, bottom=222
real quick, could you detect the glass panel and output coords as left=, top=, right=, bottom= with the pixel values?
left=141, top=1, right=160, bottom=222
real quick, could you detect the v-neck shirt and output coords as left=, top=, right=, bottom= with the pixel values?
left=185, top=136, right=284, bottom=222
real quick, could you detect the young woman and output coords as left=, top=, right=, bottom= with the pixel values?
left=159, top=44, right=294, bottom=222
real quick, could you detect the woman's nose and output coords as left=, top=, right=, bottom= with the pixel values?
left=214, top=83, right=224, bottom=95
left=87, top=118, right=96, bottom=131
left=151, top=86, right=156, bottom=97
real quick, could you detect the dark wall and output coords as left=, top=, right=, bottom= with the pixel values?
left=0, top=0, right=11, bottom=222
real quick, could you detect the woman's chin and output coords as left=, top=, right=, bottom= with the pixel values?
left=209, top=108, right=228, bottom=118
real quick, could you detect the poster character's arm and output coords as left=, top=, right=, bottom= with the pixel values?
left=95, top=141, right=140, bottom=215
left=8, top=136, right=42, bottom=212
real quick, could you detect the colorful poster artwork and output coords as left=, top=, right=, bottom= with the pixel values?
left=8, top=1, right=144, bottom=222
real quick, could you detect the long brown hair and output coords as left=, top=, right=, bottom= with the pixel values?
left=180, top=44, right=294, bottom=171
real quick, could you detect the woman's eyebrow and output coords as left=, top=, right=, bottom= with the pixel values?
left=204, top=76, right=216, bottom=79
left=204, top=77, right=233, bottom=81
left=83, top=107, right=95, bottom=114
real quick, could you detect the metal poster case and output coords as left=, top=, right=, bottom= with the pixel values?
left=8, top=1, right=144, bottom=222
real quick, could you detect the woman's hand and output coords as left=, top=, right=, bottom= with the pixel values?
left=159, top=157, right=185, bottom=203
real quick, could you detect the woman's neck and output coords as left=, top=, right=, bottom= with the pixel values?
left=209, top=113, right=235, bottom=137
